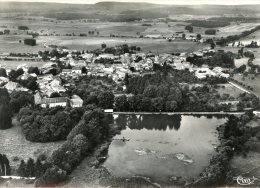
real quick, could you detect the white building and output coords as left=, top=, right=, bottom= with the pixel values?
left=40, top=97, right=69, bottom=108
left=70, top=95, right=83, bottom=108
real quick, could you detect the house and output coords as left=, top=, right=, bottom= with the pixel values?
left=98, top=54, right=115, bottom=59
left=40, top=97, right=69, bottom=108
left=4, top=81, right=28, bottom=93
left=70, top=95, right=83, bottom=107
left=62, top=69, right=72, bottom=75
left=104, top=109, right=113, bottom=113
left=194, top=68, right=216, bottom=79
left=34, top=92, right=43, bottom=105
left=72, top=67, right=82, bottom=74
left=144, top=34, right=162, bottom=39
left=0, top=77, right=8, bottom=85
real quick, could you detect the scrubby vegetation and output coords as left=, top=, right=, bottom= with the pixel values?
left=193, top=111, right=257, bottom=186
left=205, top=29, right=217, bottom=35
left=187, top=51, right=235, bottom=68
left=24, top=38, right=36, bottom=46
left=0, top=88, right=12, bottom=130
left=188, top=20, right=230, bottom=28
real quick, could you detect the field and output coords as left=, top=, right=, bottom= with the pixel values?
left=217, top=23, right=260, bottom=38
left=0, top=18, right=188, bottom=37
left=0, top=118, right=63, bottom=169
left=216, top=83, right=245, bottom=99
left=230, top=151, right=260, bottom=187
left=234, top=57, right=250, bottom=70
left=0, top=17, right=211, bottom=54
left=0, top=60, right=46, bottom=69
left=0, top=35, right=208, bottom=54
left=233, top=74, right=260, bottom=97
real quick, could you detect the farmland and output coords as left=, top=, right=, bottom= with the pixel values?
left=233, top=74, right=260, bottom=97
left=0, top=35, right=208, bottom=54
left=216, top=83, right=245, bottom=99
left=0, top=118, right=64, bottom=169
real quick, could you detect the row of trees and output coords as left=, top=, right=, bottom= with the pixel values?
left=0, top=154, right=11, bottom=176
left=18, top=157, right=45, bottom=178
left=0, top=89, right=34, bottom=130
left=217, top=25, right=260, bottom=46
left=35, top=109, right=111, bottom=186
left=0, top=88, right=12, bottom=130
left=186, top=51, right=235, bottom=68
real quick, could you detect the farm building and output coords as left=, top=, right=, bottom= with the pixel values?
left=39, top=97, right=69, bottom=108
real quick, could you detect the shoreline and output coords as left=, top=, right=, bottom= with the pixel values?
left=112, top=111, right=245, bottom=115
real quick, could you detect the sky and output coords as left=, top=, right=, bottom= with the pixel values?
left=0, top=0, right=260, bottom=5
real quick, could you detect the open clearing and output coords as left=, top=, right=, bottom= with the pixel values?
left=0, top=18, right=188, bottom=37
left=0, top=60, right=46, bottom=69
left=0, top=118, right=63, bottom=169
left=217, top=23, right=260, bottom=38
left=233, top=74, right=260, bottom=97
left=216, top=83, right=245, bottom=99
left=0, top=35, right=208, bottom=54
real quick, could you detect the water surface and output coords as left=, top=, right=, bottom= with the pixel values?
left=103, top=114, right=227, bottom=184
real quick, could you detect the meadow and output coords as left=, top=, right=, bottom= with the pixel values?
left=233, top=73, right=260, bottom=98
left=0, top=118, right=64, bottom=169
left=0, top=34, right=208, bottom=54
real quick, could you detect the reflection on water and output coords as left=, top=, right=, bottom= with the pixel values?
left=115, top=114, right=182, bottom=131
left=103, top=115, right=227, bottom=184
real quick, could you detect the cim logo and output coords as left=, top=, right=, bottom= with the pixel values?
left=233, top=176, right=258, bottom=186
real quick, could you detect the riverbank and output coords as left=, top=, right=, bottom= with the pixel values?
left=112, top=111, right=245, bottom=115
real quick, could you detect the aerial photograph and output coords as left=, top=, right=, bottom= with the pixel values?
left=0, top=0, right=260, bottom=187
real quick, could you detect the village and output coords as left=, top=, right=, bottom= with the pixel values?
left=0, top=39, right=235, bottom=110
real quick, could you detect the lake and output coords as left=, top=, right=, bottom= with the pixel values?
left=103, top=114, right=227, bottom=184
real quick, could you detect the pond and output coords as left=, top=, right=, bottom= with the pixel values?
left=103, top=114, right=227, bottom=184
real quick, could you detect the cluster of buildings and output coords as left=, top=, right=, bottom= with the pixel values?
left=0, top=44, right=232, bottom=108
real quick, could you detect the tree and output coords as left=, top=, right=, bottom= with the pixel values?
left=17, top=160, right=27, bottom=177
left=151, top=97, right=164, bottom=112
left=185, top=25, right=193, bottom=32
left=236, top=64, right=246, bottom=73
left=101, top=43, right=107, bottom=49
left=8, top=68, right=24, bottom=81
left=34, top=158, right=46, bottom=178
left=26, top=77, right=39, bottom=91
left=10, top=91, right=34, bottom=113
left=115, top=95, right=129, bottom=111
left=24, top=38, right=36, bottom=46
left=26, top=158, right=35, bottom=177
left=0, top=154, right=11, bottom=175
left=165, top=100, right=177, bottom=111
left=28, top=67, right=40, bottom=75
left=0, top=88, right=10, bottom=105
left=0, top=68, right=7, bottom=77
left=196, top=34, right=202, bottom=41
left=97, top=91, right=114, bottom=109
left=50, top=92, right=61, bottom=98
left=205, top=29, right=217, bottom=35
left=81, top=66, right=87, bottom=74
left=0, top=88, right=12, bottom=130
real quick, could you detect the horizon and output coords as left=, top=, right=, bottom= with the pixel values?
left=1, top=0, right=260, bottom=5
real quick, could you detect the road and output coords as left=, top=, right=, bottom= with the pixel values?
left=228, top=81, right=251, bottom=94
